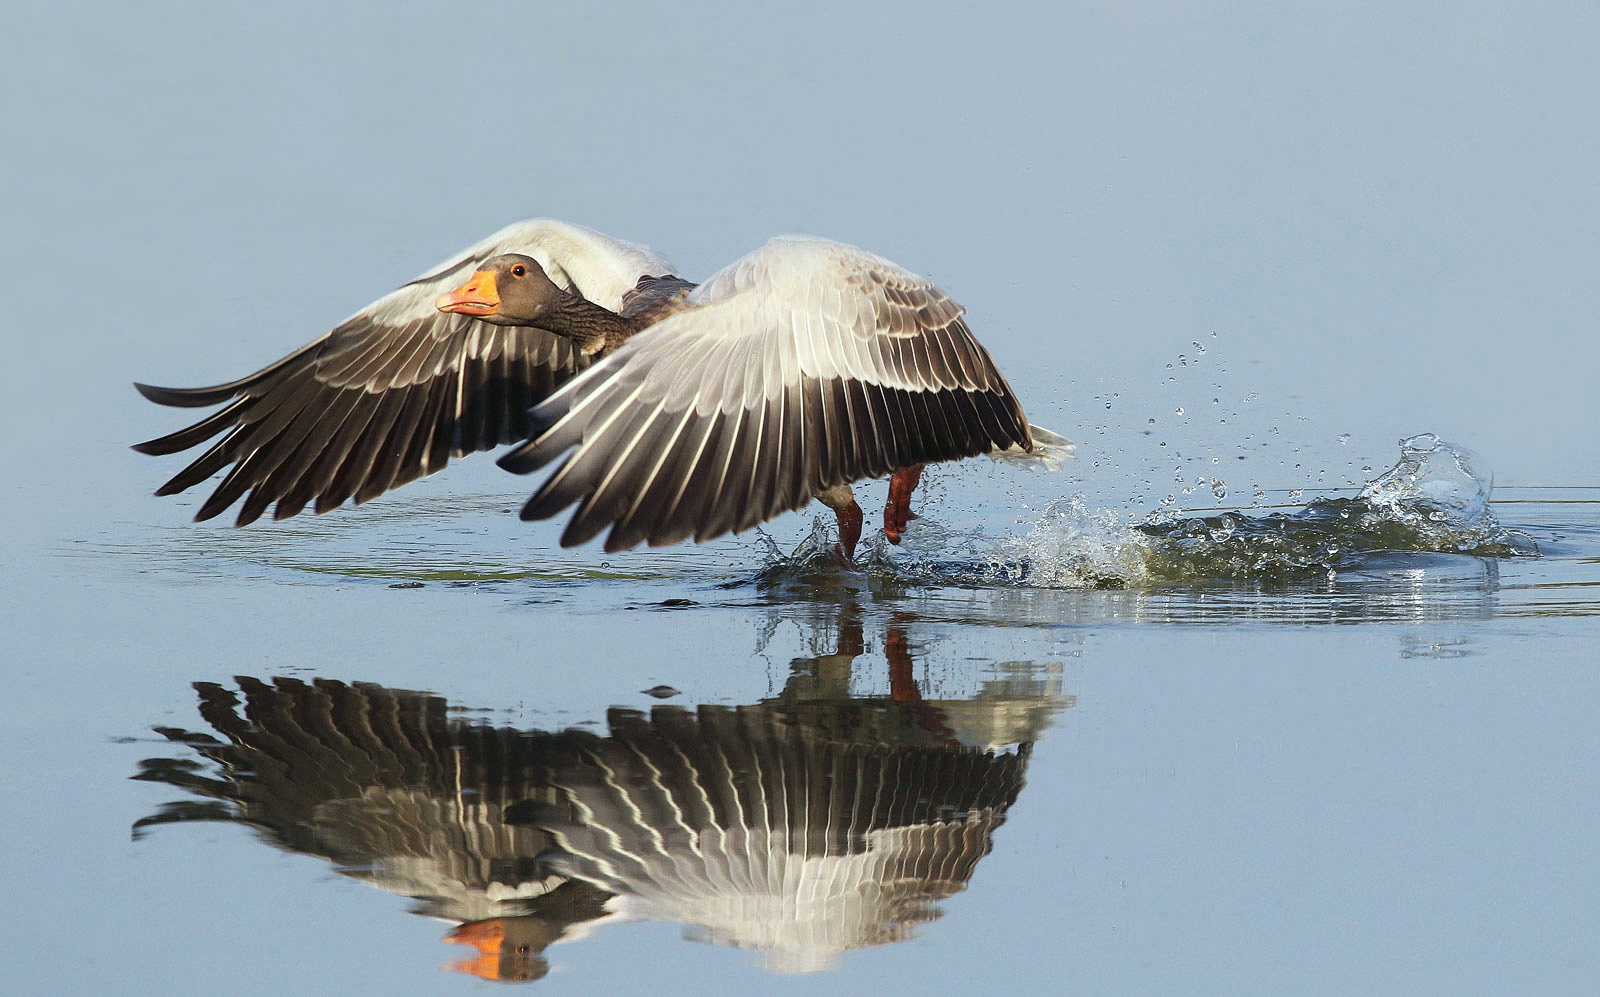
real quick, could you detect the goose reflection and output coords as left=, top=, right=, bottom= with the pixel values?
left=133, top=612, right=1070, bottom=980
left=134, top=675, right=598, bottom=981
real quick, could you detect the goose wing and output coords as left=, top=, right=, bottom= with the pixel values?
left=134, top=219, right=675, bottom=525
left=499, top=237, right=1033, bottom=552
left=134, top=677, right=571, bottom=922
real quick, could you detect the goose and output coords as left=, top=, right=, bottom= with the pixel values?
left=135, top=220, right=1070, bottom=560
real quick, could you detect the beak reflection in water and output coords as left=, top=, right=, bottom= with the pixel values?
left=132, top=611, right=1072, bottom=981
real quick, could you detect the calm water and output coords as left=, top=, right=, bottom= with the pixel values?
left=7, top=472, right=1598, bottom=994
left=6, top=3, right=1600, bottom=994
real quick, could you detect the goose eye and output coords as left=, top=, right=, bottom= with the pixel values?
left=511, top=264, right=526, bottom=277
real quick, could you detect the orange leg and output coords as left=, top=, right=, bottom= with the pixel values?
left=883, top=464, right=925, bottom=544
left=833, top=499, right=863, bottom=562
left=886, top=624, right=920, bottom=704
left=816, top=484, right=864, bottom=564
left=884, top=619, right=959, bottom=744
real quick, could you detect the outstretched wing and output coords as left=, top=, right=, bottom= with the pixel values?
left=134, top=219, right=675, bottom=525
left=500, top=237, right=1032, bottom=552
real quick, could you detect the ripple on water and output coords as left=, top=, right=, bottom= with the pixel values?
left=85, top=435, right=1598, bottom=624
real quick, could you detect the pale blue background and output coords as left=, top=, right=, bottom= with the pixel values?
left=6, top=1, right=1596, bottom=525
left=3, top=3, right=1598, bottom=994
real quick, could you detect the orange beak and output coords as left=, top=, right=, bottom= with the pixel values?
left=436, top=271, right=501, bottom=316
left=446, top=919, right=505, bottom=981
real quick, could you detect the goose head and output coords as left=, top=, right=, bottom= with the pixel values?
left=435, top=254, right=566, bottom=325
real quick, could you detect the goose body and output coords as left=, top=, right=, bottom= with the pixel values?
left=135, top=220, right=1068, bottom=557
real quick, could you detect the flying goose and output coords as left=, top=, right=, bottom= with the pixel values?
left=134, top=220, right=1069, bottom=559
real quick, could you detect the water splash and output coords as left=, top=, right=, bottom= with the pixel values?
left=755, top=433, right=1539, bottom=590
left=1133, top=433, right=1536, bottom=582
left=1357, top=433, right=1491, bottom=523
left=988, top=498, right=1154, bottom=588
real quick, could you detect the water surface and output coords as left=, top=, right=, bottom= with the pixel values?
left=6, top=469, right=1596, bottom=994
left=6, top=3, right=1600, bottom=994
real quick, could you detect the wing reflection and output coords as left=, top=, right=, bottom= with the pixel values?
left=133, top=614, right=1071, bottom=980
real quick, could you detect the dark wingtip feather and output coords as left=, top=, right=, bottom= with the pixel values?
left=134, top=382, right=182, bottom=404
left=132, top=397, right=251, bottom=456
left=496, top=440, right=543, bottom=475
left=558, top=515, right=608, bottom=549
left=518, top=491, right=556, bottom=523
left=497, top=429, right=575, bottom=477
left=517, top=459, right=593, bottom=523
left=134, top=381, right=244, bottom=409
left=194, top=480, right=250, bottom=524
left=602, top=529, right=644, bottom=555
left=525, top=397, right=568, bottom=440
left=233, top=503, right=268, bottom=528
left=498, top=398, right=573, bottom=475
